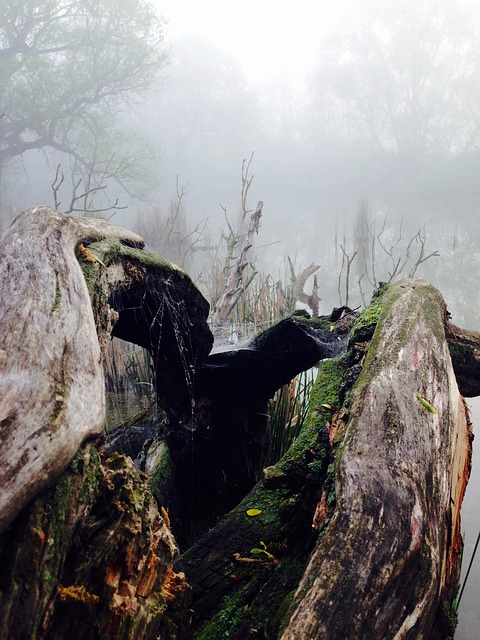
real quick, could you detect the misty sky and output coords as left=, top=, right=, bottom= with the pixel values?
left=158, top=0, right=480, bottom=82
left=158, top=0, right=362, bottom=82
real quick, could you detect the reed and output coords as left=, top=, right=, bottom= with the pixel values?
left=260, top=368, right=316, bottom=472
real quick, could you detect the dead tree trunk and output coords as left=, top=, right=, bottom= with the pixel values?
left=281, top=279, right=471, bottom=639
left=294, top=262, right=321, bottom=315
left=211, top=201, right=263, bottom=326
left=0, top=207, right=213, bottom=640
left=179, top=279, right=472, bottom=639
left=0, top=206, right=475, bottom=640
left=0, top=207, right=213, bottom=533
left=0, top=207, right=139, bottom=531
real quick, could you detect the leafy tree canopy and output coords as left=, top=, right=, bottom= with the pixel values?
left=0, top=0, right=169, bottom=208
left=312, top=0, right=480, bottom=156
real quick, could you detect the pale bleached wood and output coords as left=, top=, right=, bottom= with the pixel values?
left=281, top=279, right=471, bottom=639
left=0, top=206, right=144, bottom=531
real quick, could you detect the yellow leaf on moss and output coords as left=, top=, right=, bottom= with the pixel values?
left=246, top=508, right=262, bottom=517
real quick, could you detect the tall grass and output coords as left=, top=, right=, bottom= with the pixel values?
left=104, top=338, right=155, bottom=427
left=260, top=368, right=316, bottom=472
left=208, top=270, right=298, bottom=347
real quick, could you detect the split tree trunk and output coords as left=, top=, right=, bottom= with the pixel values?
left=0, top=206, right=212, bottom=533
left=0, top=207, right=213, bottom=640
left=0, top=206, right=475, bottom=640
left=282, top=279, right=471, bottom=639
left=180, top=279, right=472, bottom=639
left=0, top=207, right=141, bottom=531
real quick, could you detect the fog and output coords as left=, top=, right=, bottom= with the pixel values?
left=147, top=0, right=480, bottom=334
left=2, top=0, right=480, bottom=633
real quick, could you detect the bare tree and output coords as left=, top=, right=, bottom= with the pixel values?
left=338, top=201, right=440, bottom=306
left=210, top=154, right=263, bottom=328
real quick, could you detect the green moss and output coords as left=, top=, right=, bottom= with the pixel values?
left=183, top=353, right=355, bottom=638
left=349, top=302, right=383, bottom=347
left=50, top=446, right=102, bottom=524
left=85, top=236, right=191, bottom=278
left=236, top=486, right=290, bottom=531
left=0, top=444, right=103, bottom=636
left=448, top=341, right=477, bottom=378
left=196, top=591, right=248, bottom=639
left=148, top=441, right=175, bottom=505
left=92, top=238, right=122, bottom=265
left=78, top=257, right=100, bottom=300
left=353, top=281, right=444, bottom=397
left=120, top=244, right=187, bottom=274
left=333, top=279, right=447, bottom=466
left=196, top=557, right=308, bottom=640
left=440, top=599, right=458, bottom=636
left=371, top=281, right=390, bottom=301
left=278, top=355, right=347, bottom=475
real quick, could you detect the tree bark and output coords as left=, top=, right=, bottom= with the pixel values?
left=178, top=279, right=472, bottom=639
left=0, top=206, right=212, bottom=531
left=281, top=279, right=471, bottom=639
left=445, top=321, right=480, bottom=397
left=0, top=206, right=214, bottom=639
left=0, top=206, right=475, bottom=640
left=0, top=207, right=137, bottom=531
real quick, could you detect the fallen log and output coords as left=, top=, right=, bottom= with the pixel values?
left=282, top=279, right=472, bottom=638
left=166, top=310, right=357, bottom=547
left=0, top=206, right=214, bottom=639
left=179, top=279, right=472, bottom=639
left=0, top=206, right=212, bottom=532
left=0, top=206, right=475, bottom=640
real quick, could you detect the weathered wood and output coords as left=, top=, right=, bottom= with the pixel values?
left=164, top=312, right=356, bottom=548
left=445, top=321, right=480, bottom=397
left=294, top=262, right=321, bottom=315
left=282, top=279, right=471, bottom=639
left=196, top=312, right=353, bottom=403
left=177, top=279, right=471, bottom=639
left=0, top=208, right=474, bottom=640
left=0, top=206, right=212, bottom=533
left=0, top=206, right=215, bottom=639
left=0, top=207, right=141, bottom=531
left=0, top=445, right=189, bottom=640
left=210, top=200, right=263, bottom=326
left=178, top=356, right=346, bottom=639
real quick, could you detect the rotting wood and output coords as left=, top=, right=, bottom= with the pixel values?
left=177, top=279, right=473, bottom=640
left=0, top=206, right=477, bottom=640
left=445, top=320, right=480, bottom=397
left=0, top=445, right=188, bottom=640
left=281, top=279, right=472, bottom=639
left=0, top=206, right=212, bottom=533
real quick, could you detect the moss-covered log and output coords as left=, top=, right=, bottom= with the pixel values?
left=178, top=356, right=347, bottom=639
left=282, top=279, right=471, bottom=639
left=0, top=444, right=189, bottom=640
left=0, top=206, right=212, bottom=533
left=0, top=204, right=476, bottom=640
left=178, top=279, right=472, bottom=639
left=0, top=207, right=212, bottom=639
